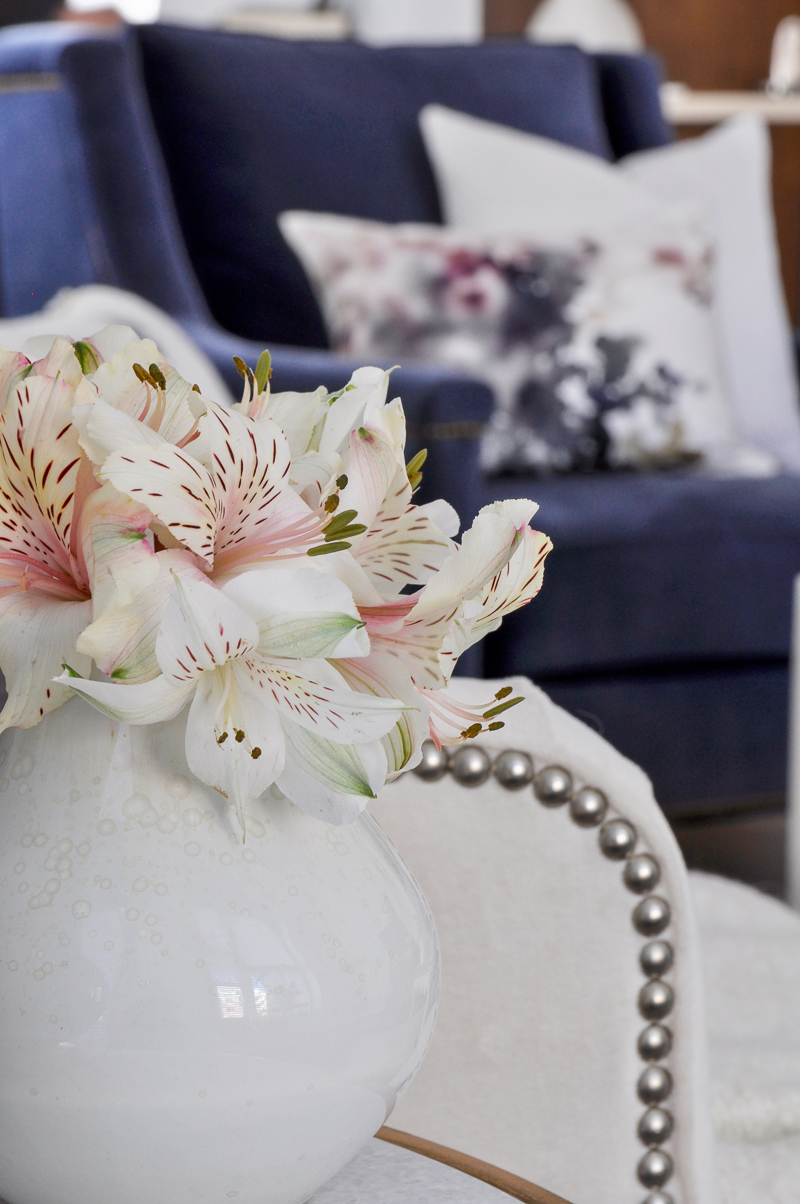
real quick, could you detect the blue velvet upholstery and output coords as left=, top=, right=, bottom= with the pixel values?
left=137, top=26, right=613, bottom=348
left=0, top=21, right=795, bottom=812
left=480, top=472, right=800, bottom=805
left=594, top=51, right=671, bottom=158
left=0, top=23, right=208, bottom=319
left=485, top=473, right=800, bottom=673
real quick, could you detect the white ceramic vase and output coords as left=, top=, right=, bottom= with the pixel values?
left=0, top=703, right=439, bottom=1204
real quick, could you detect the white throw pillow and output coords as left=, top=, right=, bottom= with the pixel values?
left=420, top=104, right=800, bottom=472
left=280, top=208, right=749, bottom=475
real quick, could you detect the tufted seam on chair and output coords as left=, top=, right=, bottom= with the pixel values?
left=413, top=740, right=677, bottom=1204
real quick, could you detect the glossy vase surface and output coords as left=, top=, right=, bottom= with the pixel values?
left=0, top=703, right=439, bottom=1204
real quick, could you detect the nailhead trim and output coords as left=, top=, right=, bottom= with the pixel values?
left=413, top=742, right=675, bottom=1200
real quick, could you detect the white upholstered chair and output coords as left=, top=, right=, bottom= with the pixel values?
left=371, top=676, right=718, bottom=1204
left=373, top=676, right=800, bottom=1204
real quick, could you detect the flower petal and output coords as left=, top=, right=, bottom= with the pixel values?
left=0, top=369, right=89, bottom=597
left=414, top=499, right=539, bottom=618
left=257, top=385, right=329, bottom=460
left=0, top=594, right=92, bottom=731
left=0, top=349, right=31, bottom=407
left=355, top=465, right=455, bottom=597
left=461, top=526, right=552, bottom=647
left=99, top=441, right=219, bottom=566
left=79, top=481, right=158, bottom=618
left=77, top=549, right=205, bottom=682
left=223, top=567, right=369, bottom=659
left=334, top=651, right=429, bottom=777
left=73, top=396, right=166, bottom=467
left=53, top=669, right=194, bottom=725
left=87, top=337, right=201, bottom=447
left=155, top=573, right=259, bottom=683
left=202, top=403, right=322, bottom=574
left=337, top=426, right=399, bottom=536
left=249, top=657, right=410, bottom=745
left=184, top=666, right=284, bottom=835
left=277, top=722, right=387, bottom=824
left=317, top=366, right=391, bottom=457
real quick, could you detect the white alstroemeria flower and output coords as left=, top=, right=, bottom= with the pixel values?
left=81, top=328, right=208, bottom=452
left=334, top=499, right=552, bottom=769
left=79, top=391, right=322, bottom=575
left=0, top=339, right=157, bottom=731
left=70, top=381, right=335, bottom=683
left=371, top=499, right=550, bottom=688
left=57, top=569, right=410, bottom=831
left=235, top=360, right=401, bottom=510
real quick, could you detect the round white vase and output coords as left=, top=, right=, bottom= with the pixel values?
left=0, top=703, right=439, bottom=1204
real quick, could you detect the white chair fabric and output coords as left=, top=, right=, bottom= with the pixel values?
left=370, top=676, right=719, bottom=1204
left=691, top=872, right=800, bottom=1204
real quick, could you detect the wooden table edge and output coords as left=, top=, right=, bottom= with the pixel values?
left=375, top=1126, right=576, bottom=1204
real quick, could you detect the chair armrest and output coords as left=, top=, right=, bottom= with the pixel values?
left=183, top=320, right=493, bottom=528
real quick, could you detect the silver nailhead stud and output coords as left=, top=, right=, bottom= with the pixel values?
left=599, top=818, right=637, bottom=860
left=640, top=940, right=674, bottom=978
left=569, top=786, right=608, bottom=827
left=637, top=1149, right=673, bottom=1189
left=493, top=750, right=533, bottom=790
left=624, top=853, right=661, bottom=894
left=638, top=1106, right=674, bottom=1146
left=413, top=740, right=449, bottom=782
left=642, top=1193, right=674, bottom=1204
left=533, top=765, right=573, bottom=806
left=638, top=1065, right=673, bottom=1105
left=638, top=1024, right=673, bottom=1061
left=450, top=745, right=491, bottom=787
left=633, top=896, right=671, bottom=936
left=639, top=980, right=674, bottom=1021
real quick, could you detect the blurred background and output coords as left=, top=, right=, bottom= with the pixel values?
left=3, top=0, right=800, bottom=903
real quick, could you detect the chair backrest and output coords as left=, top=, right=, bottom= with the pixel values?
left=0, top=22, right=208, bottom=322
left=136, top=26, right=670, bottom=349
left=370, top=677, right=718, bottom=1204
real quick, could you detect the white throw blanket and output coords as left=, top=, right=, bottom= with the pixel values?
left=0, top=285, right=234, bottom=405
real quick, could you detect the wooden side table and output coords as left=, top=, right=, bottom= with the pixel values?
left=661, top=85, right=800, bottom=324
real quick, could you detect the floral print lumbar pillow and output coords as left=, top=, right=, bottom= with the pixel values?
left=280, top=209, right=743, bottom=476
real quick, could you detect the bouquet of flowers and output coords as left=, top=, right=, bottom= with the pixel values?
left=0, top=327, right=551, bottom=835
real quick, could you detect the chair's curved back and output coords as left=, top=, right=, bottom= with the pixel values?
left=0, top=23, right=208, bottom=321
left=370, top=677, right=718, bottom=1204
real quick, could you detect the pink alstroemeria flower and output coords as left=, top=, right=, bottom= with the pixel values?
left=0, top=339, right=157, bottom=729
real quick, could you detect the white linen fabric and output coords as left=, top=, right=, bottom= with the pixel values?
left=0, top=285, right=234, bottom=405
left=370, top=677, right=719, bottom=1204
left=420, top=104, right=800, bottom=473
left=281, top=208, right=745, bottom=475
left=691, top=872, right=800, bottom=1204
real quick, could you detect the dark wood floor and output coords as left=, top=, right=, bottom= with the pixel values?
left=670, top=796, right=787, bottom=899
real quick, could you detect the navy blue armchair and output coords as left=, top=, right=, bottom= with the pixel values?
left=1, top=20, right=799, bottom=817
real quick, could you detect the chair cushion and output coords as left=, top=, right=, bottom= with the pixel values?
left=483, top=472, right=800, bottom=675
left=136, top=27, right=612, bottom=348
